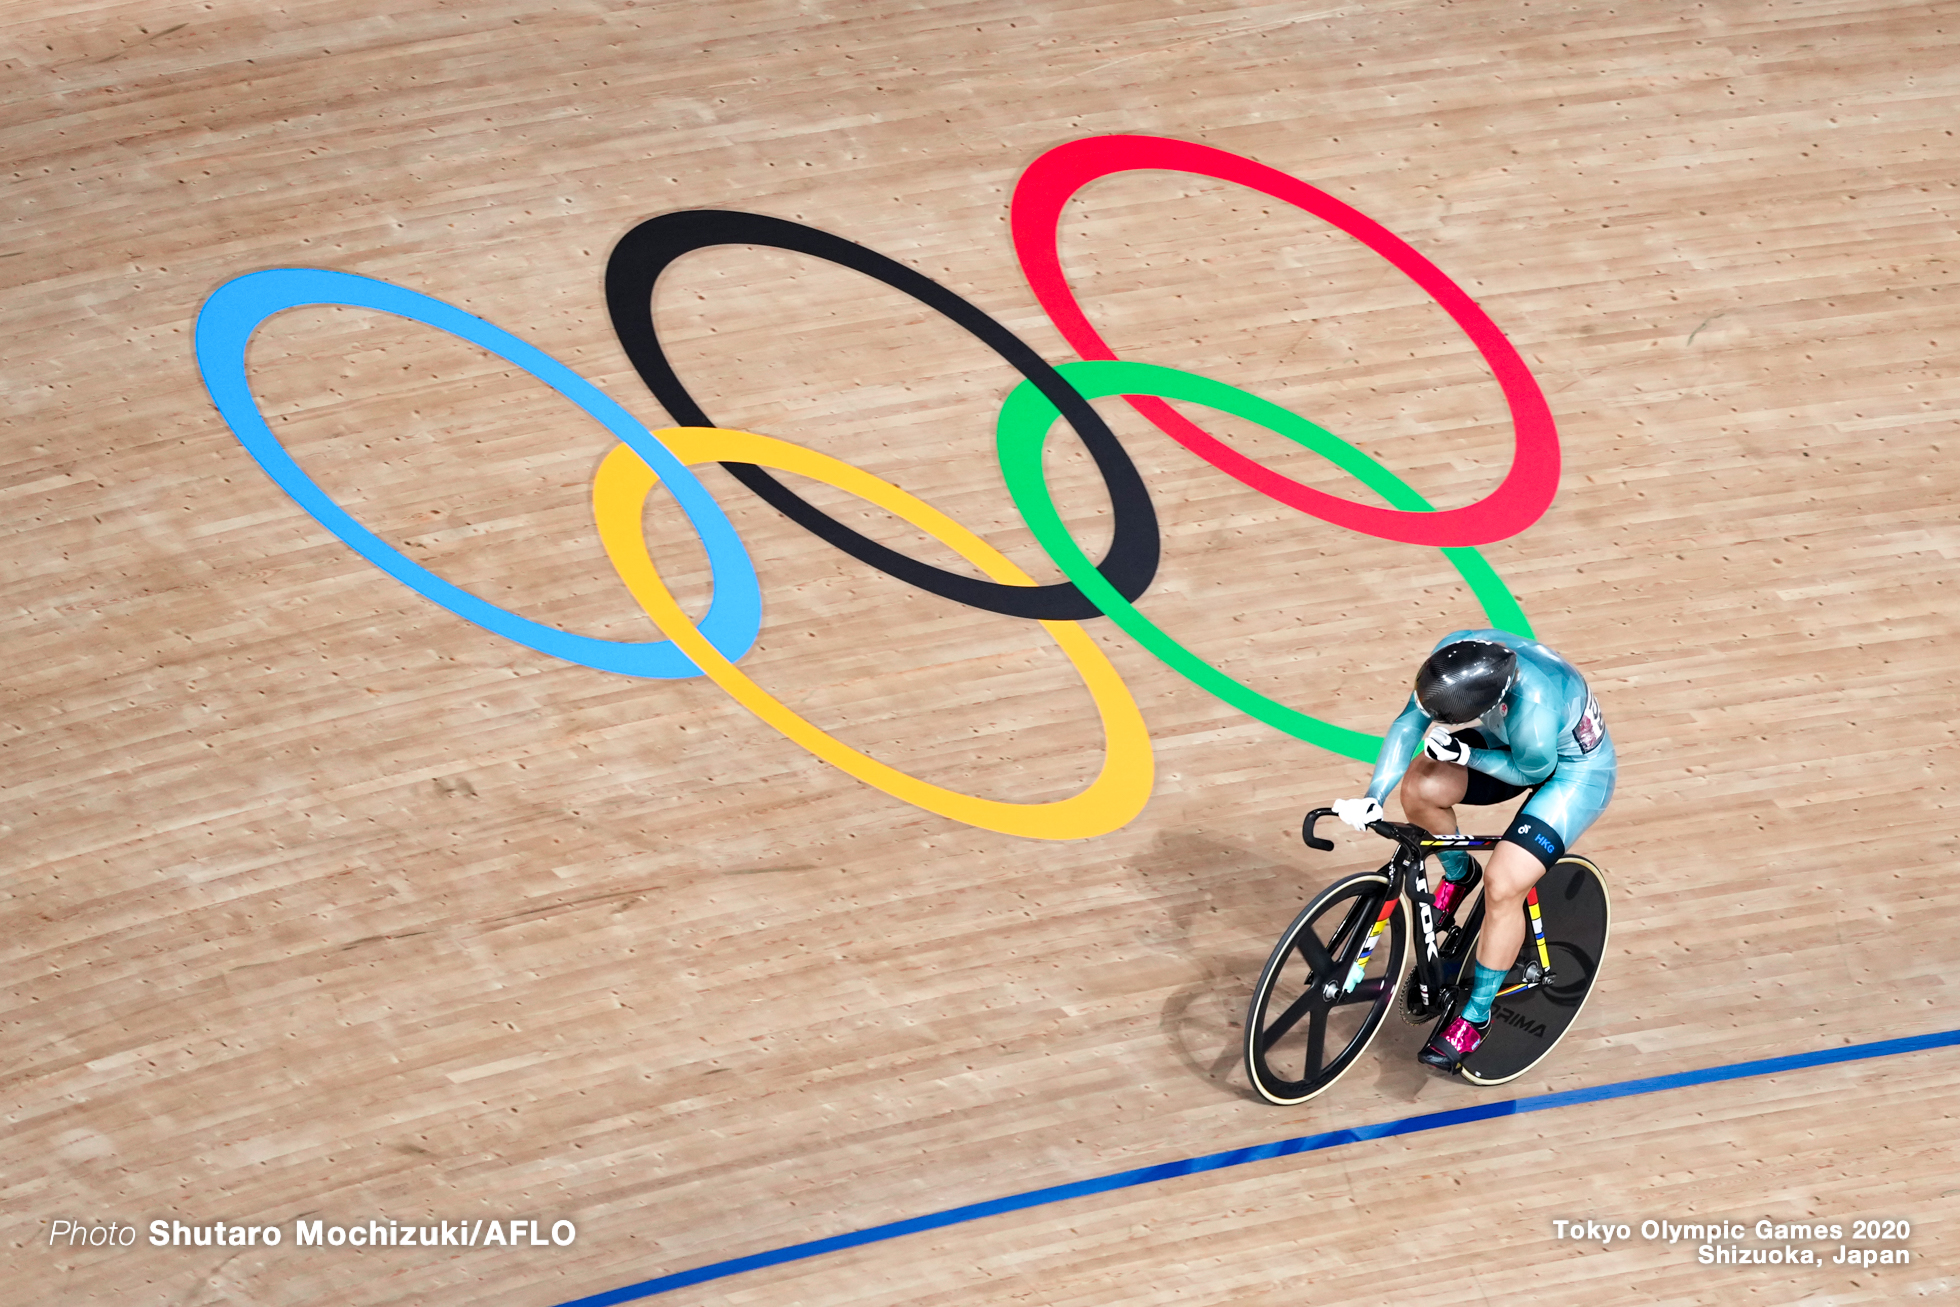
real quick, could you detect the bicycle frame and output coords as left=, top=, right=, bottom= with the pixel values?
left=1301, top=809, right=1557, bottom=1013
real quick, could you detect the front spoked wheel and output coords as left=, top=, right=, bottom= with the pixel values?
left=1245, top=872, right=1408, bottom=1105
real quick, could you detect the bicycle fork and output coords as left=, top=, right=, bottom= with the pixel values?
left=1342, top=894, right=1400, bottom=994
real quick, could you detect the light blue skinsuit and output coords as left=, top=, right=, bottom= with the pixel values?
left=1363, top=629, right=1616, bottom=862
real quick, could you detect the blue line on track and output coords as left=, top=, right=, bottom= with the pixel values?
left=550, top=1027, right=1960, bottom=1307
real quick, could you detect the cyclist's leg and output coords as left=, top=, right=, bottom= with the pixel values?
left=1400, top=730, right=1519, bottom=901
left=1397, top=754, right=1481, bottom=920
left=1398, top=728, right=1502, bottom=868
left=1472, top=743, right=1617, bottom=998
left=1423, top=840, right=1552, bottom=1069
left=1470, top=842, right=1550, bottom=992
left=1425, top=742, right=1615, bottom=1069
left=1397, top=751, right=1469, bottom=839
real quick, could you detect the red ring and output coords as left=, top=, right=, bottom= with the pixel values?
left=1011, top=135, right=1559, bottom=547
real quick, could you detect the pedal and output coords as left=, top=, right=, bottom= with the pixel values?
left=1438, top=922, right=1467, bottom=960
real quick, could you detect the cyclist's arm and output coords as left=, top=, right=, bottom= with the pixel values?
left=1364, top=697, right=1430, bottom=803
left=1463, top=709, right=1558, bottom=788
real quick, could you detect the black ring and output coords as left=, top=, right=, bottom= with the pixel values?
left=604, top=209, right=1159, bottom=621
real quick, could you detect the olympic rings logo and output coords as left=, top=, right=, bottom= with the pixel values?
left=195, top=135, right=1558, bottom=841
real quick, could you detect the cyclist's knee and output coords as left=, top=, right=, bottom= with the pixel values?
left=1400, top=756, right=1465, bottom=812
left=1482, top=841, right=1544, bottom=905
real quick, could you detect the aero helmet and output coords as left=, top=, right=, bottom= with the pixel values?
left=1414, top=640, right=1518, bottom=725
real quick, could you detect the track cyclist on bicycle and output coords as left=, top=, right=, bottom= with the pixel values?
left=1331, top=631, right=1616, bottom=1073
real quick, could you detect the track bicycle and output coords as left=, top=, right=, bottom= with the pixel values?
left=1243, top=808, right=1610, bottom=1106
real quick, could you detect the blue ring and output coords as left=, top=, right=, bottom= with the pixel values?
left=194, top=269, right=761, bottom=678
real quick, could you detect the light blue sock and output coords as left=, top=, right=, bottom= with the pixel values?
left=1438, top=849, right=1474, bottom=883
left=1460, top=961, right=1507, bottom=1025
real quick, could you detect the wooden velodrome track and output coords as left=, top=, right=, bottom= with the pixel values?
left=5, top=0, right=1958, bottom=1302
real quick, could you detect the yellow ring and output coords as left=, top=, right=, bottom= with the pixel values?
left=592, top=428, right=1154, bottom=840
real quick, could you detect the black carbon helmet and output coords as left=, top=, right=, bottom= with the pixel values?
left=1414, top=639, right=1518, bottom=725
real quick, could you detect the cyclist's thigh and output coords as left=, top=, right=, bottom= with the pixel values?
left=1455, top=729, right=1530, bottom=807
left=1517, top=736, right=1617, bottom=851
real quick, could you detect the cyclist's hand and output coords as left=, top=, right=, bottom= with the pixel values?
left=1332, top=796, right=1383, bottom=830
left=1422, top=724, right=1472, bottom=765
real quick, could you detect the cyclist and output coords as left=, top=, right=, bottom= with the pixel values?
left=1331, top=630, right=1615, bottom=1072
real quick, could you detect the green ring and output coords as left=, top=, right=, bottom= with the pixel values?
left=996, top=360, right=1535, bottom=762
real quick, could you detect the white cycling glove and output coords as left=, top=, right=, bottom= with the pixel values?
left=1422, top=723, right=1472, bottom=765
left=1332, top=796, right=1384, bottom=831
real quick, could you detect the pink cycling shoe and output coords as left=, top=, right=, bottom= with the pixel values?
left=1418, top=1014, right=1489, bottom=1072
left=1431, top=860, right=1481, bottom=925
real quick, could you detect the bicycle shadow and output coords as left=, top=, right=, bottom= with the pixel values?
left=1127, top=829, right=1322, bottom=1104
left=1362, top=1012, right=1439, bottom=1103
left=1132, top=827, right=1458, bottom=1107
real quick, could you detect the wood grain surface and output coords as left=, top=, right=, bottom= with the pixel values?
left=4, top=1, right=1957, bottom=1303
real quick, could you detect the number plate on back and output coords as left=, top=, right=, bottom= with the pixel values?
left=1575, top=694, right=1604, bottom=753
